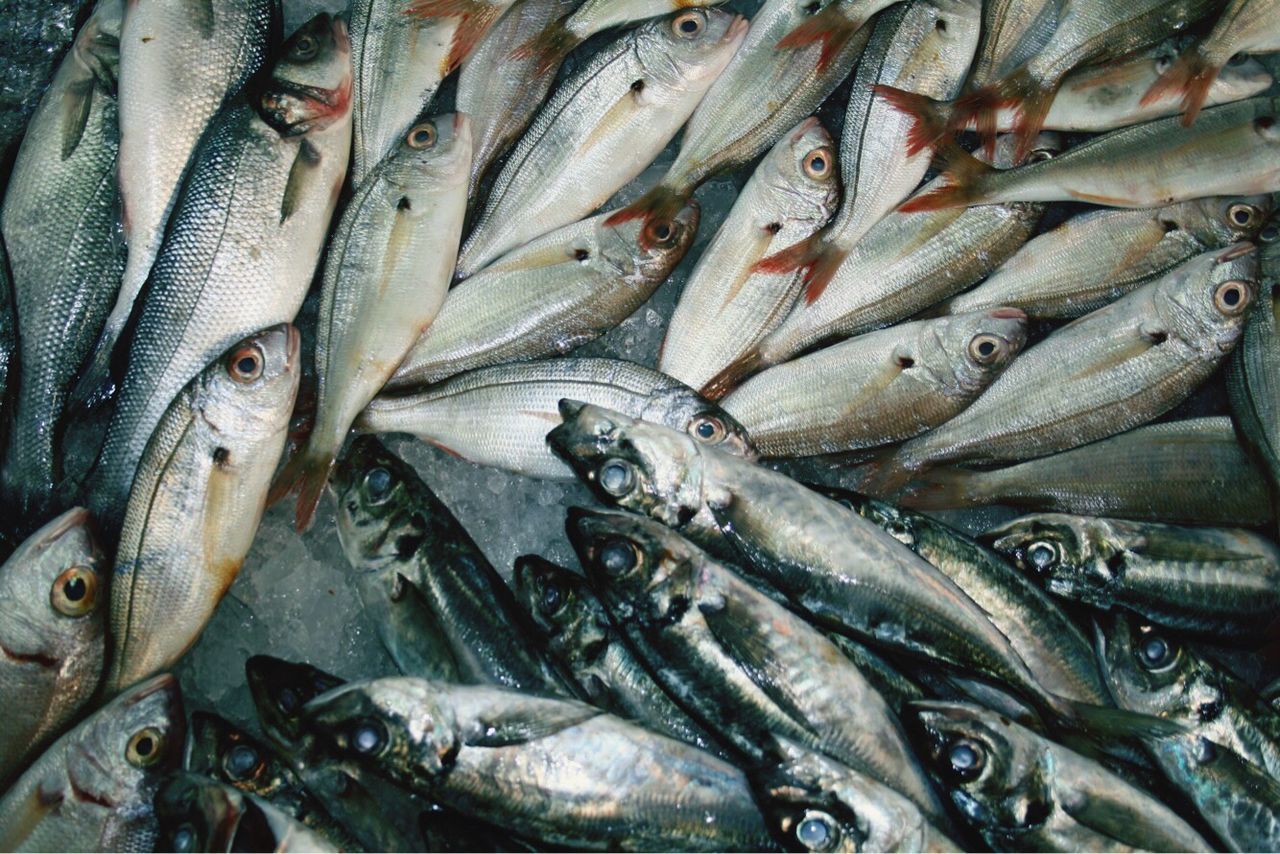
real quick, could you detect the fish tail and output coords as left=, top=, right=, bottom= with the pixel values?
left=1054, top=698, right=1188, bottom=741
left=508, top=18, right=579, bottom=76
left=752, top=232, right=845, bottom=304
left=1139, top=46, right=1217, bottom=126
left=896, top=141, right=996, bottom=213
left=951, top=84, right=1005, bottom=154
left=700, top=349, right=765, bottom=401
left=603, top=184, right=690, bottom=250
left=872, top=84, right=952, bottom=156
left=267, top=441, right=334, bottom=533
left=407, top=0, right=502, bottom=71
left=848, top=446, right=923, bottom=500
left=892, top=466, right=976, bottom=509
left=988, top=68, right=1056, bottom=162
left=775, top=5, right=865, bottom=74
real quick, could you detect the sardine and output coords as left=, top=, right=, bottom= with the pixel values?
left=155, top=772, right=339, bottom=853
left=986, top=513, right=1280, bottom=640
left=0, top=673, right=184, bottom=852
left=1227, top=214, right=1280, bottom=496
left=456, top=9, right=745, bottom=275
left=105, top=325, right=300, bottom=694
left=359, top=358, right=754, bottom=479
left=273, top=112, right=471, bottom=532
left=87, top=15, right=352, bottom=533
left=390, top=200, right=698, bottom=390
left=0, top=508, right=106, bottom=786
left=0, top=0, right=126, bottom=519
left=659, top=117, right=839, bottom=394
left=300, top=677, right=778, bottom=850
left=721, top=309, right=1028, bottom=456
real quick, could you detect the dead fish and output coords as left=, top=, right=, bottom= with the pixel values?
left=1227, top=214, right=1280, bottom=497
left=155, top=772, right=339, bottom=853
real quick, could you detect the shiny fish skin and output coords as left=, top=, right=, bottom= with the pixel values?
left=154, top=773, right=340, bottom=853
left=0, top=673, right=184, bottom=853
left=332, top=436, right=571, bottom=695
left=359, top=358, right=753, bottom=479
left=0, top=508, right=106, bottom=786
left=301, top=677, right=778, bottom=851
left=966, top=0, right=1059, bottom=90
left=946, top=195, right=1271, bottom=319
left=456, top=9, right=745, bottom=276
left=986, top=513, right=1280, bottom=640
left=87, top=16, right=353, bottom=534
left=722, top=310, right=1027, bottom=457
left=0, top=0, right=125, bottom=520
left=659, top=117, right=838, bottom=393
left=391, top=201, right=698, bottom=390
left=1227, top=216, right=1280, bottom=495
left=105, top=325, right=299, bottom=694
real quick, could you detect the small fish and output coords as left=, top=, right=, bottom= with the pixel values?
left=154, top=772, right=339, bottom=853
left=1227, top=215, right=1280, bottom=497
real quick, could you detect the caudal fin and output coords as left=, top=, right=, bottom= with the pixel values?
left=873, top=84, right=953, bottom=156
left=407, top=0, right=502, bottom=71
left=267, top=443, right=334, bottom=533
left=509, top=18, right=579, bottom=76
left=896, top=142, right=997, bottom=213
left=1139, top=46, right=1217, bottom=127
left=775, top=5, right=866, bottom=73
left=700, top=349, right=765, bottom=401
left=893, top=465, right=978, bottom=510
left=752, top=233, right=847, bottom=304
left=603, top=184, right=690, bottom=250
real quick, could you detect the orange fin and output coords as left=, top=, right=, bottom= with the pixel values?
left=775, top=5, right=864, bottom=74
left=1139, top=46, right=1217, bottom=126
left=603, top=185, right=690, bottom=250
left=407, top=0, right=502, bottom=71
left=951, top=84, right=1009, bottom=157
left=267, top=444, right=333, bottom=533
left=896, top=142, right=996, bottom=213
left=700, top=348, right=765, bottom=401
left=509, top=18, right=579, bottom=76
left=752, top=233, right=846, bottom=304
left=873, top=84, right=953, bottom=156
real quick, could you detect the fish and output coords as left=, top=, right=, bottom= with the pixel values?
left=86, top=0, right=278, bottom=405
left=720, top=309, right=1028, bottom=457
left=568, top=506, right=950, bottom=825
left=1227, top=214, right=1280, bottom=497
left=0, top=673, right=184, bottom=853
left=105, top=325, right=300, bottom=694
left=658, top=117, right=839, bottom=394
left=0, top=507, right=107, bottom=786
left=86, top=14, right=352, bottom=534
left=754, top=738, right=960, bottom=852
left=889, top=416, right=1277, bottom=527
left=867, top=243, right=1257, bottom=491
left=154, top=772, right=339, bottom=853
left=456, top=0, right=580, bottom=197
left=331, top=435, right=573, bottom=695
left=985, top=513, right=1280, bottom=641
left=272, top=112, right=471, bottom=532
left=358, top=357, right=754, bottom=479
left=1142, top=0, right=1280, bottom=126
left=511, top=554, right=732, bottom=758
left=900, top=97, right=1280, bottom=213
left=455, top=9, right=745, bottom=275
left=754, top=0, right=981, bottom=301
left=944, top=195, right=1272, bottom=319
left=964, top=0, right=1059, bottom=92
left=390, top=200, right=698, bottom=390
left=0, top=237, right=13, bottom=439
left=0, top=0, right=126, bottom=520
left=909, top=699, right=1211, bottom=852
left=300, top=677, right=778, bottom=851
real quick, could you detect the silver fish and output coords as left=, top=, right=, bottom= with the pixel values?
left=155, top=773, right=340, bottom=853
left=1227, top=214, right=1280, bottom=496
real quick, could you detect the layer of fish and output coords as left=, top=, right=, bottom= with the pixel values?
left=965, top=0, right=1058, bottom=91
left=155, top=772, right=339, bottom=853
left=1227, top=216, right=1280, bottom=497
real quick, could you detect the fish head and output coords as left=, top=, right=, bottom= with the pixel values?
left=1156, top=242, right=1256, bottom=354
left=646, top=382, right=757, bottom=459
left=512, top=555, right=607, bottom=663
left=548, top=401, right=709, bottom=530
left=259, top=13, right=353, bottom=136
left=600, top=198, right=700, bottom=284
left=634, top=9, right=748, bottom=91
left=154, top=772, right=247, bottom=853
left=935, top=308, right=1029, bottom=394
left=757, top=117, right=840, bottom=223
left=301, top=678, right=459, bottom=790
left=245, top=655, right=344, bottom=749
left=196, top=324, right=301, bottom=459
left=853, top=497, right=924, bottom=550
left=1177, top=195, right=1273, bottom=245
left=898, top=0, right=982, bottom=76
left=185, top=712, right=292, bottom=801
left=330, top=436, right=431, bottom=574
left=1093, top=612, right=1216, bottom=724
left=382, top=113, right=473, bottom=194
left=908, top=700, right=1052, bottom=836
left=1211, top=54, right=1274, bottom=106
left=982, top=513, right=1121, bottom=608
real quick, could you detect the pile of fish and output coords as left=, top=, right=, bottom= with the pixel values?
left=2, top=0, right=1280, bottom=849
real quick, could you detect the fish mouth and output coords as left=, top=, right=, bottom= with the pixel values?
left=723, top=14, right=750, bottom=45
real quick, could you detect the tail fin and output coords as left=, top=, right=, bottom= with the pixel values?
left=603, top=184, right=690, bottom=250
left=267, top=442, right=334, bottom=533
left=775, top=5, right=866, bottom=73
left=950, top=84, right=1008, bottom=158
left=847, top=445, right=922, bottom=500
left=700, top=348, right=765, bottom=401
left=992, top=68, right=1056, bottom=162
left=896, top=142, right=997, bottom=213
left=893, top=465, right=978, bottom=510
left=873, top=85, right=953, bottom=156
left=407, top=0, right=502, bottom=71
left=1139, top=46, right=1217, bottom=127
left=509, top=18, right=579, bottom=76
left=752, top=234, right=847, bottom=304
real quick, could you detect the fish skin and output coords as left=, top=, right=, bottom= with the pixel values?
left=104, top=325, right=300, bottom=694
left=511, top=554, right=733, bottom=759
left=0, top=673, right=184, bottom=853
left=966, top=0, right=1059, bottom=91
left=359, top=357, right=754, bottom=479
left=567, top=506, right=951, bottom=826
left=909, top=700, right=1211, bottom=852
left=0, top=508, right=107, bottom=787
left=456, top=9, right=745, bottom=276
left=1227, top=215, right=1280, bottom=497
left=391, top=201, right=698, bottom=390
left=154, top=772, right=340, bottom=853
left=659, top=117, right=839, bottom=394
left=946, top=195, right=1272, bottom=319
left=86, top=15, right=353, bottom=535
left=986, top=513, right=1280, bottom=641
left=0, top=0, right=126, bottom=522
left=722, top=309, right=1028, bottom=457
left=276, top=111, right=471, bottom=532
left=300, top=677, right=779, bottom=851
left=331, top=435, right=573, bottom=696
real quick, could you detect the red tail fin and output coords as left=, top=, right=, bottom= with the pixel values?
left=896, top=142, right=996, bottom=213
left=990, top=68, right=1056, bottom=162
left=509, top=18, right=579, bottom=77
left=775, top=5, right=864, bottom=74
left=1139, top=47, right=1217, bottom=127
left=407, top=0, right=502, bottom=71
left=267, top=444, right=334, bottom=533
left=873, top=84, right=952, bottom=156
left=603, top=184, right=690, bottom=250
left=752, top=234, right=847, bottom=304
left=951, top=84, right=1008, bottom=157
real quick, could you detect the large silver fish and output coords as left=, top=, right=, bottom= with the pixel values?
left=87, top=15, right=352, bottom=533
left=105, top=325, right=300, bottom=694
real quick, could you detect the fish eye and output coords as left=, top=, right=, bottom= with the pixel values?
left=222, top=743, right=262, bottom=781
left=645, top=219, right=676, bottom=246
left=1227, top=54, right=1249, bottom=66
left=803, top=146, right=833, bottom=179
left=1024, top=540, right=1060, bottom=572
left=126, top=726, right=166, bottom=767
left=350, top=718, right=388, bottom=756
left=50, top=566, right=99, bottom=617
left=1227, top=203, right=1262, bottom=230
left=276, top=687, right=300, bottom=715
left=1136, top=631, right=1178, bottom=671
left=1260, top=222, right=1279, bottom=243
left=291, top=34, right=319, bottom=61
left=689, top=415, right=726, bottom=445
left=968, top=333, right=1005, bottom=365
left=1027, top=147, right=1054, bottom=163
left=671, top=11, right=704, bottom=37
left=598, top=538, right=640, bottom=577
left=1155, top=54, right=1173, bottom=73
left=795, top=810, right=840, bottom=852
left=1213, top=280, right=1251, bottom=315
left=169, top=823, right=198, bottom=853
left=227, top=344, right=265, bottom=383
left=539, top=580, right=566, bottom=616
left=597, top=460, right=637, bottom=496
left=885, top=520, right=915, bottom=548
left=363, top=467, right=395, bottom=504
left=407, top=122, right=437, bottom=149
left=945, top=738, right=985, bottom=780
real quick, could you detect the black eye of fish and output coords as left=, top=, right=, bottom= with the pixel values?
left=1137, top=633, right=1176, bottom=670
left=170, top=823, right=198, bottom=853
left=946, top=739, right=984, bottom=780
left=224, top=744, right=261, bottom=780
left=1025, top=541, right=1059, bottom=571
left=597, top=460, right=636, bottom=496
left=599, top=539, right=638, bottom=576
left=795, top=811, right=839, bottom=851
left=364, top=467, right=394, bottom=503
left=1261, top=224, right=1279, bottom=243
left=689, top=415, right=726, bottom=444
left=540, top=582, right=565, bottom=615
left=277, top=688, right=300, bottom=714
left=351, top=719, right=387, bottom=755
left=64, top=576, right=86, bottom=600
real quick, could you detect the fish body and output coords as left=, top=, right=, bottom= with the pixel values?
left=155, top=772, right=339, bottom=853
left=1227, top=216, right=1280, bottom=496
left=967, top=0, right=1059, bottom=90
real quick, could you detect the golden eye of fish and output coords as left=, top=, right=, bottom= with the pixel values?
left=671, top=11, right=705, bottom=38
left=596, top=459, right=637, bottom=496
left=1226, top=203, right=1262, bottom=231
left=795, top=810, right=840, bottom=852
left=227, top=345, right=265, bottom=383
left=126, top=727, right=167, bottom=767
left=50, top=565, right=99, bottom=617
left=968, top=334, right=1005, bottom=365
left=1213, top=280, right=1251, bottom=316
left=598, top=538, right=641, bottom=577
left=803, top=147, right=833, bottom=180
left=644, top=219, right=676, bottom=247
left=689, top=415, right=727, bottom=444
left=944, top=737, right=985, bottom=781
left=407, top=122, right=437, bottom=150
left=291, top=34, right=319, bottom=61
